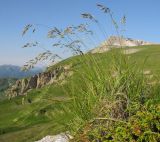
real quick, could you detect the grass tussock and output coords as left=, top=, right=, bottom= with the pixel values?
left=62, top=53, right=160, bottom=141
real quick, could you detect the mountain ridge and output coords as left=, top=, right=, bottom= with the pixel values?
left=0, top=64, right=42, bottom=78
left=91, top=36, right=159, bottom=53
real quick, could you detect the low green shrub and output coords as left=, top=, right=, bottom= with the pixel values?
left=72, top=103, right=160, bottom=142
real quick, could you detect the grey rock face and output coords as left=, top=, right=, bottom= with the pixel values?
left=37, top=72, right=53, bottom=88
left=28, top=75, right=38, bottom=89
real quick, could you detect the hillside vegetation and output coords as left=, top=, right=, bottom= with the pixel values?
left=0, top=45, right=160, bottom=142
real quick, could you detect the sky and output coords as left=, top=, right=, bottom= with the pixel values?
left=0, top=0, right=160, bottom=66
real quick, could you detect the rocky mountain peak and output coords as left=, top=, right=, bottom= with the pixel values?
left=91, top=36, right=158, bottom=53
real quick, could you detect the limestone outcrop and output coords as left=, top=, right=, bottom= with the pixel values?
left=6, top=66, right=72, bottom=98
left=35, top=132, right=73, bottom=142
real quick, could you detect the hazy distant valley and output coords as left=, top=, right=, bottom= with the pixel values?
left=0, top=65, right=42, bottom=78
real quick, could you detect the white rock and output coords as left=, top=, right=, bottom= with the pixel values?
left=35, top=133, right=72, bottom=142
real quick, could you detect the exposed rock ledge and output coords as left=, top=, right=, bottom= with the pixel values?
left=6, top=65, right=72, bottom=98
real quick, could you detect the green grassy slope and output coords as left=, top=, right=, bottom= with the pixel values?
left=127, top=45, right=160, bottom=74
left=0, top=45, right=160, bottom=142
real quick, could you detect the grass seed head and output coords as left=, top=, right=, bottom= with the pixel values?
left=97, top=4, right=110, bottom=13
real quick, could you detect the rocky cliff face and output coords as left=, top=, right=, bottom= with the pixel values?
left=6, top=65, right=72, bottom=98
left=91, top=36, right=158, bottom=53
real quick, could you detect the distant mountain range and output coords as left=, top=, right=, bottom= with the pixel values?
left=91, top=36, right=159, bottom=53
left=0, top=65, right=43, bottom=78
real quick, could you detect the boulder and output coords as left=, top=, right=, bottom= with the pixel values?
left=35, top=133, right=72, bottom=142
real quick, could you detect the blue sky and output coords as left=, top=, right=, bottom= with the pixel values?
left=0, top=0, right=160, bottom=66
